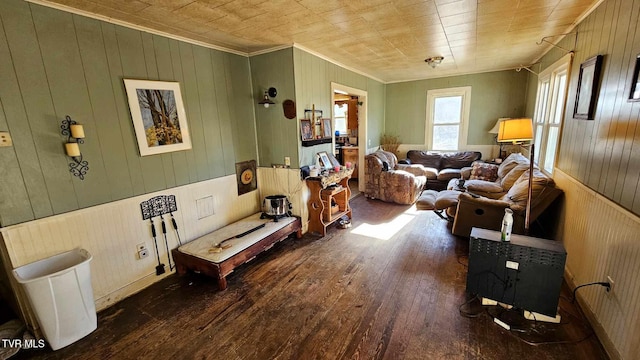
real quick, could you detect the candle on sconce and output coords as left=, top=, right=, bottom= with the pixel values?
left=65, top=142, right=80, bottom=157
left=70, top=124, right=85, bottom=139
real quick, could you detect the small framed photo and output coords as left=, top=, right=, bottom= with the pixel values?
left=327, top=152, right=341, bottom=168
left=573, top=55, right=603, bottom=120
left=321, top=118, right=332, bottom=138
left=629, top=53, right=640, bottom=102
left=300, top=119, right=313, bottom=141
left=305, top=109, right=322, bottom=120
left=317, top=151, right=332, bottom=170
left=124, top=79, right=192, bottom=156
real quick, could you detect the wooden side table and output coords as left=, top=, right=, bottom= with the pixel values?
left=306, top=168, right=353, bottom=236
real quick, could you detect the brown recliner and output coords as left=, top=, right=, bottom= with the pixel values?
left=364, top=150, right=427, bottom=205
left=451, top=168, right=563, bottom=237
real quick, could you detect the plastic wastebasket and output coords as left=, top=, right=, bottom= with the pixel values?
left=13, top=248, right=97, bottom=350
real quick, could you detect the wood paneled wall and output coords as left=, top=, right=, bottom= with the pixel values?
left=539, top=0, right=640, bottom=216
left=250, top=49, right=297, bottom=168
left=528, top=1, right=640, bottom=358
left=293, top=48, right=386, bottom=167
left=0, top=0, right=256, bottom=227
left=384, top=70, right=529, bottom=146
left=1, top=175, right=260, bottom=332
left=554, top=170, right=640, bottom=360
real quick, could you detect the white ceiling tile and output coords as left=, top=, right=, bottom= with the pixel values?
left=43, top=0, right=602, bottom=82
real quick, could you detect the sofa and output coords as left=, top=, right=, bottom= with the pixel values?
left=364, top=150, right=427, bottom=205
left=401, top=150, right=482, bottom=190
left=416, top=153, right=563, bottom=237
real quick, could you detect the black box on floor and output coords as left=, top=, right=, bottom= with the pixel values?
left=466, top=228, right=567, bottom=317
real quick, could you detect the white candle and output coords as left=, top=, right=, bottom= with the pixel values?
left=65, top=142, right=80, bottom=157
left=70, top=124, right=85, bottom=139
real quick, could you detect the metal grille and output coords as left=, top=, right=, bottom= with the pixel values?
left=470, top=238, right=565, bottom=269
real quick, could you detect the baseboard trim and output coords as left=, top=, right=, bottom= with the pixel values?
left=564, top=268, right=621, bottom=360
left=94, top=270, right=174, bottom=311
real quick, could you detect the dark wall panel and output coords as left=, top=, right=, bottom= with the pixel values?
left=534, top=0, right=640, bottom=216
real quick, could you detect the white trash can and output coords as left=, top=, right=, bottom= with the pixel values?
left=12, top=248, right=97, bottom=350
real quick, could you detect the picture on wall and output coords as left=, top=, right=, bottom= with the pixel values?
left=300, top=119, right=313, bottom=141
left=573, top=55, right=603, bottom=120
left=629, top=53, right=640, bottom=102
left=124, top=79, right=192, bottom=156
left=235, top=160, right=257, bottom=195
left=322, top=118, right=332, bottom=138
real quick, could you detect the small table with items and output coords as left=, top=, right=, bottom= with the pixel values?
left=306, top=168, right=354, bottom=236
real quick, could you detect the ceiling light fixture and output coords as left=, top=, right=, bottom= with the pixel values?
left=424, top=56, right=444, bottom=68
left=258, top=87, right=277, bottom=108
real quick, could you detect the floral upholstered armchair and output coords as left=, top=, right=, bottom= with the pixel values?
left=364, top=150, right=427, bottom=205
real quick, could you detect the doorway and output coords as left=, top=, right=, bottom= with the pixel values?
left=331, top=83, right=367, bottom=192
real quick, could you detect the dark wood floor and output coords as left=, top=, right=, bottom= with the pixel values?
left=15, top=196, right=608, bottom=359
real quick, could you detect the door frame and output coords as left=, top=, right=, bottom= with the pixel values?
left=331, top=82, right=367, bottom=190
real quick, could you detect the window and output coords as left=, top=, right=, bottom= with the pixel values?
left=426, top=87, right=471, bottom=150
left=333, top=103, right=347, bottom=135
left=532, top=53, right=572, bottom=174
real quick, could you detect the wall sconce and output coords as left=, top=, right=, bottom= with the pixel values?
left=258, top=87, right=277, bottom=108
left=61, top=115, right=89, bottom=180
left=424, top=56, right=444, bottom=68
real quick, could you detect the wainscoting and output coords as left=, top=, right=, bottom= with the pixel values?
left=0, top=175, right=260, bottom=334
left=257, top=167, right=309, bottom=233
left=554, top=169, right=640, bottom=360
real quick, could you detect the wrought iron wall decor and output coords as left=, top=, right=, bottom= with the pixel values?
left=140, top=195, right=182, bottom=274
left=140, top=195, right=178, bottom=220
left=60, top=115, right=89, bottom=179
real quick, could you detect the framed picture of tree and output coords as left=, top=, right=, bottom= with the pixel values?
left=124, top=79, right=192, bottom=156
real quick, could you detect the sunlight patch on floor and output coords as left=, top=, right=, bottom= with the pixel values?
left=351, top=212, right=416, bottom=240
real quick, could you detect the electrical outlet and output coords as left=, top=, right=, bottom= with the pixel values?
left=0, top=132, right=12, bottom=147
left=137, top=243, right=148, bottom=260
left=284, top=156, right=291, bottom=166
left=606, top=275, right=614, bottom=294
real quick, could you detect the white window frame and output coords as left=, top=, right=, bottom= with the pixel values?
left=532, top=53, right=573, bottom=175
left=425, top=86, right=471, bottom=151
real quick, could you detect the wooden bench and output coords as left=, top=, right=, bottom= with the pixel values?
left=172, top=213, right=302, bottom=290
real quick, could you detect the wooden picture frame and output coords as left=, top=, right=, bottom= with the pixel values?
left=124, top=79, right=191, bottom=156
left=629, top=53, right=640, bottom=102
left=327, top=152, right=341, bottom=168
left=305, top=109, right=323, bottom=120
left=321, top=118, right=332, bottom=138
left=573, top=55, right=603, bottom=120
left=317, top=151, right=332, bottom=170
left=300, top=119, right=313, bottom=141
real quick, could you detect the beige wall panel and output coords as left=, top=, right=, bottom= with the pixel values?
left=555, top=170, right=640, bottom=360
left=1, top=176, right=260, bottom=322
left=257, top=167, right=309, bottom=234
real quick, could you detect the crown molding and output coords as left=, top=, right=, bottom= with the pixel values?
left=25, top=0, right=248, bottom=57
left=293, top=43, right=386, bottom=84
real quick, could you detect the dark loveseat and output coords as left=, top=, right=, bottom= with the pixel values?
left=401, top=150, right=482, bottom=190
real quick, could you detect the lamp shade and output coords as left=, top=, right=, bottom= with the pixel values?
left=497, top=118, right=533, bottom=143
left=489, top=118, right=510, bottom=134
